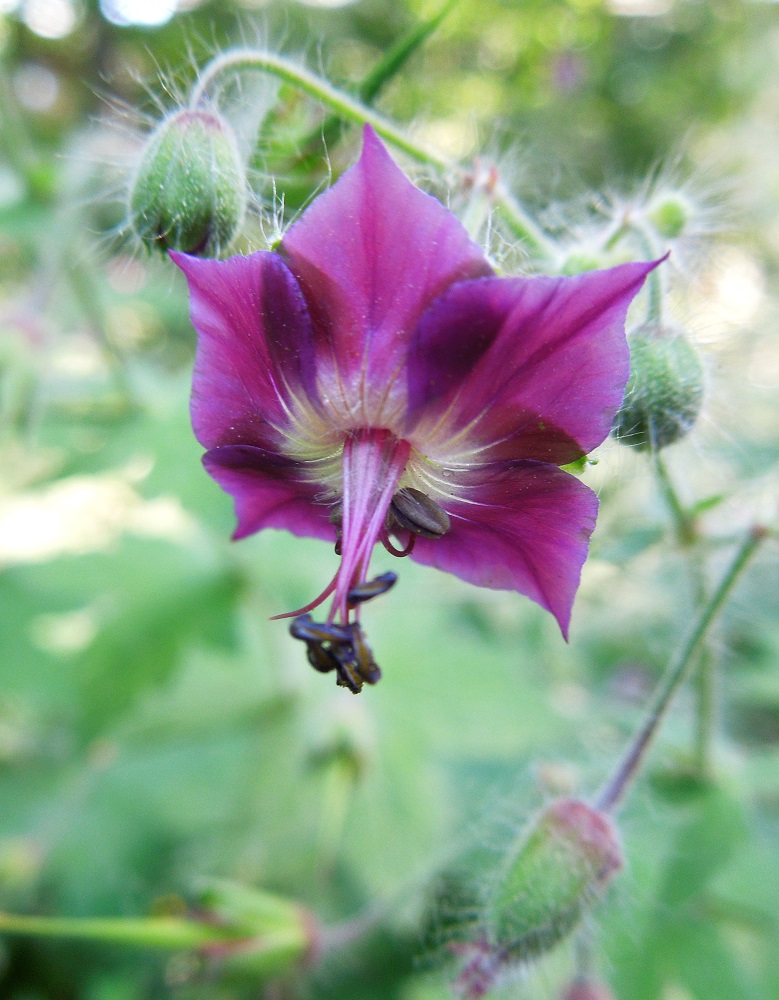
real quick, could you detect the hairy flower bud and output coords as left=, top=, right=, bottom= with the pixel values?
left=489, top=799, right=622, bottom=961
left=129, top=109, right=246, bottom=256
left=647, top=193, right=692, bottom=240
left=454, top=801, right=622, bottom=998
left=612, top=324, right=704, bottom=451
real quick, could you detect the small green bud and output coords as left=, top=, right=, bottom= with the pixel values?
left=648, top=193, right=691, bottom=240
left=129, top=109, right=246, bottom=256
left=613, top=324, right=704, bottom=451
left=488, top=799, right=622, bottom=962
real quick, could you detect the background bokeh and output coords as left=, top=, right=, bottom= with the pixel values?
left=1, top=1, right=779, bottom=998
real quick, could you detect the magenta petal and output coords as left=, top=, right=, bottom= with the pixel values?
left=408, top=261, right=659, bottom=462
left=171, top=250, right=318, bottom=450
left=410, top=463, right=599, bottom=638
left=280, top=126, right=492, bottom=394
left=203, top=445, right=333, bottom=542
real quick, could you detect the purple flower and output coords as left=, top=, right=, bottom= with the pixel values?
left=173, top=127, right=655, bottom=691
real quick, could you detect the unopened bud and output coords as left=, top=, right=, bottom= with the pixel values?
left=195, top=879, right=317, bottom=977
left=488, top=799, right=622, bottom=962
left=612, top=324, right=704, bottom=451
left=648, top=193, right=692, bottom=240
left=129, top=109, right=246, bottom=256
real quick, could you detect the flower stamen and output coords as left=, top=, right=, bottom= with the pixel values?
left=389, top=487, right=451, bottom=539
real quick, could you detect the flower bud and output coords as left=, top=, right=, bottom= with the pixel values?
left=647, top=193, right=691, bottom=240
left=129, top=109, right=246, bottom=256
left=195, top=879, right=317, bottom=977
left=612, top=324, right=704, bottom=451
left=488, top=799, right=622, bottom=962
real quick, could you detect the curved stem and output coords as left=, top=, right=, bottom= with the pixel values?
left=190, top=49, right=448, bottom=170
left=595, top=526, right=765, bottom=813
left=490, top=180, right=557, bottom=261
left=629, top=223, right=665, bottom=323
left=189, top=49, right=555, bottom=261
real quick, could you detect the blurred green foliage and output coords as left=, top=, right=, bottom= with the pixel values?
left=1, top=1, right=779, bottom=998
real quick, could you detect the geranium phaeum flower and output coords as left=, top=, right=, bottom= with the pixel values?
left=173, top=126, right=656, bottom=692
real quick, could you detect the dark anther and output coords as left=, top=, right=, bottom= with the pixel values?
left=347, top=572, right=397, bottom=607
left=348, top=623, right=381, bottom=684
left=289, top=612, right=382, bottom=693
left=289, top=614, right=351, bottom=644
left=333, top=643, right=363, bottom=694
left=389, top=487, right=451, bottom=539
left=306, top=643, right=340, bottom=674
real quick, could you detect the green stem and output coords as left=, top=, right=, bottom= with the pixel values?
left=0, top=912, right=245, bottom=950
left=595, top=526, right=765, bottom=813
left=189, top=49, right=555, bottom=261
left=652, top=451, right=695, bottom=546
left=190, top=49, right=448, bottom=170
left=629, top=224, right=664, bottom=323
left=490, top=181, right=556, bottom=261
left=652, top=452, right=719, bottom=775
left=293, top=0, right=463, bottom=174
left=694, top=645, right=716, bottom=776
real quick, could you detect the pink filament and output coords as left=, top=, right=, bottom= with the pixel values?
left=273, top=429, right=411, bottom=624
left=330, top=429, right=411, bottom=622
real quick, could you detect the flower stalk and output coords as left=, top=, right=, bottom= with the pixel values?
left=651, top=452, right=719, bottom=775
left=652, top=451, right=696, bottom=546
left=188, top=49, right=554, bottom=261
left=595, top=525, right=765, bottom=812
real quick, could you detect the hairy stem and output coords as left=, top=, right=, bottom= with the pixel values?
left=595, top=526, right=764, bottom=813
left=652, top=451, right=696, bottom=546
left=189, top=49, right=554, bottom=261
left=190, top=49, right=448, bottom=167
left=652, top=452, right=719, bottom=775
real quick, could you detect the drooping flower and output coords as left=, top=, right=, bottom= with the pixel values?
left=173, top=126, right=656, bottom=692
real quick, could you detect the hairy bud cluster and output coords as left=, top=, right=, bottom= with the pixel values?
left=613, top=323, right=704, bottom=451
left=129, top=109, right=247, bottom=256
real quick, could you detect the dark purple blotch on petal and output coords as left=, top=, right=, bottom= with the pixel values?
left=407, top=261, right=661, bottom=462
left=171, top=250, right=319, bottom=451
left=203, top=444, right=333, bottom=542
